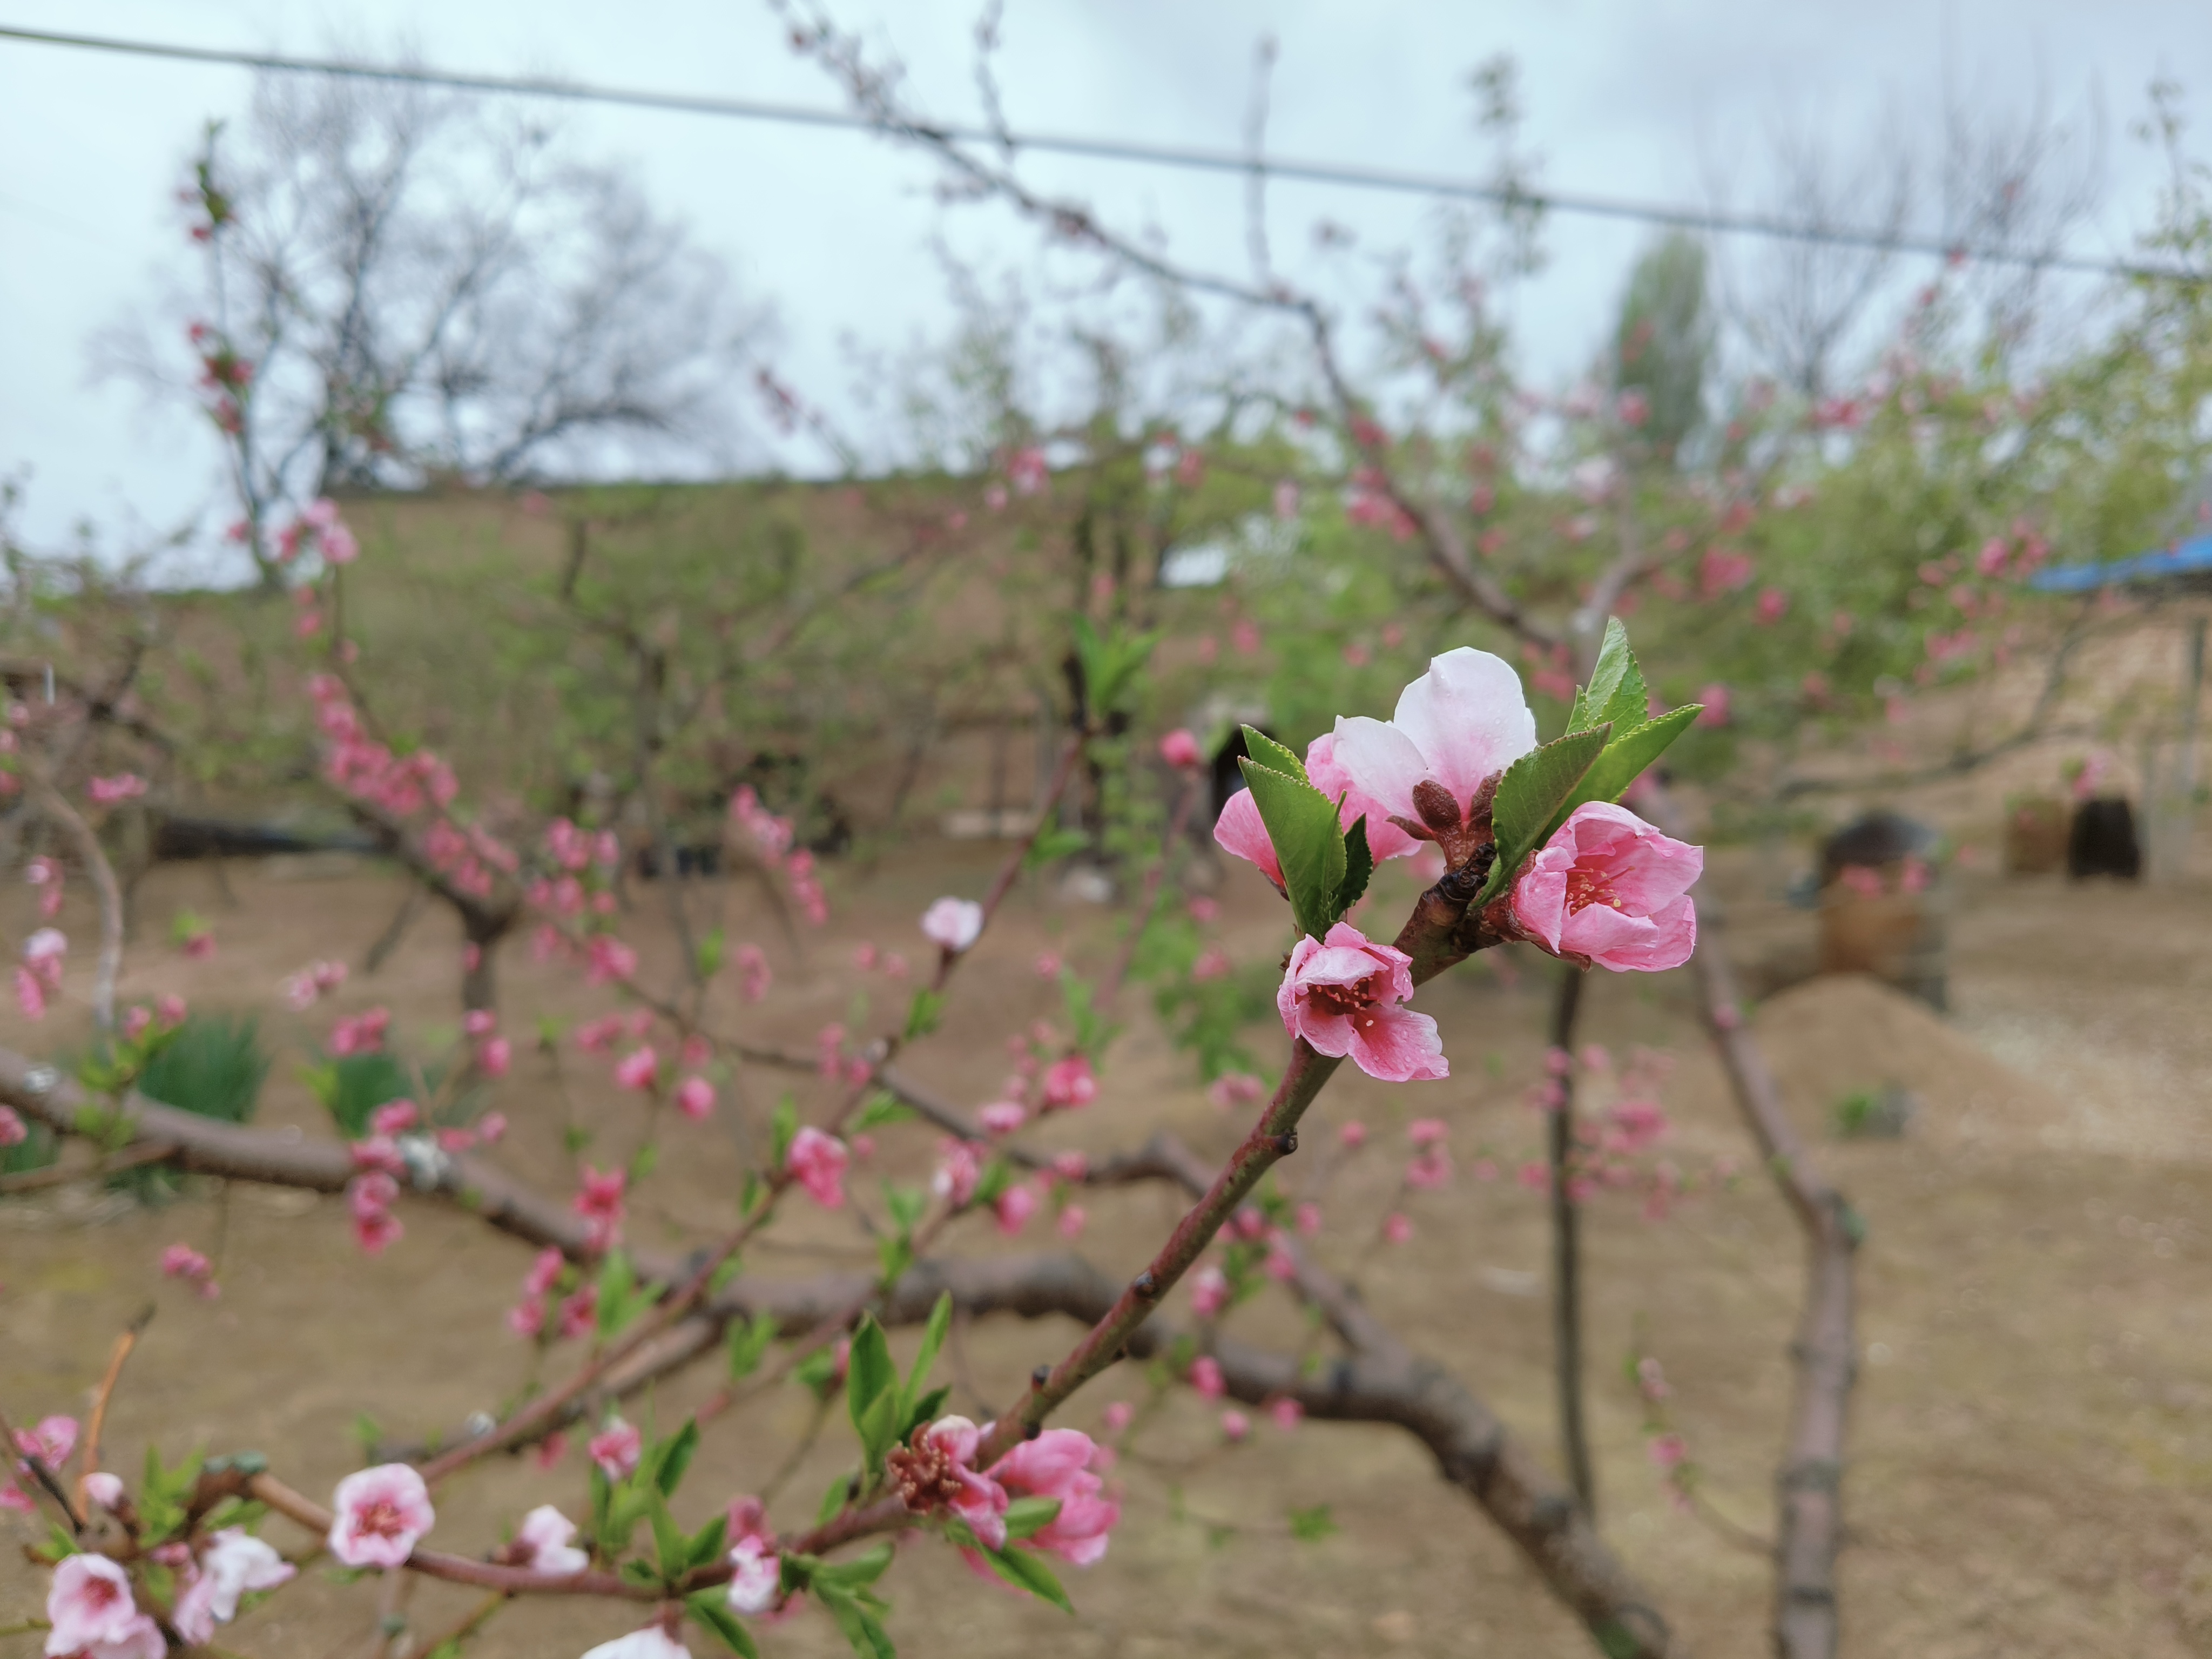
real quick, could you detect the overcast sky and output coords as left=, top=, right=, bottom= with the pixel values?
left=1, top=0, right=2205, bottom=563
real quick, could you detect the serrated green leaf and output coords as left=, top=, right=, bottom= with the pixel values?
left=1569, top=618, right=1648, bottom=737
left=1545, top=705, right=1701, bottom=838
left=655, top=1419, right=701, bottom=1497
left=974, top=1542, right=1074, bottom=1613
left=1003, top=1496, right=1063, bottom=1541
left=1238, top=725, right=1306, bottom=782
left=1240, top=760, right=1345, bottom=939
left=685, top=1593, right=762, bottom=1658
left=902, top=1292, right=953, bottom=1410
left=1477, top=725, right=1613, bottom=902
left=1334, top=815, right=1374, bottom=918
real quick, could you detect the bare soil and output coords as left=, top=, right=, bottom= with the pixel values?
left=2, top=838, right=2208, bottom=1658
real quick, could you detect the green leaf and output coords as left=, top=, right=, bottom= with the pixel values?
left=816, top=1471, right=853, bottom=1527
left=727, top=1311, right=779, bottom=1381
left=1023, top=825, right=1090, bottom=871
left=902, top=1292, right=953, bottom=1410
left=1545, top=705, right=1701, bottom=838
left=972, top=1157, right=1015, bottom=1207
left=815, top=1584, right=898, bottom=1659
left=1239, top=759, right=1345, bottom=939
left=974, top=1542, right=1074, bottom=1613
left=902, top=989, right=944, bottom=1042
left=874, top=1235, right=914, bottom=1286
left=686, top=1515, right=730, bottom=1570
left=881, top=1182, right=927, bottom=1234
left=1003, top=1496, right=1063, bottom=1542
left=1476, top=725, right=1612, bottom=903
left=851, top=1092, right=915, bottom=1133
left=1238, top=725, right=1306, bottom=781
left=695, top=928, right=727, bottom=980
left=811, top=1542, right=894, bottom=1589
left=1569, top=617, right=1648, bottom=737
left=845, top=1315, right=896, bottom=1438
left=899, top=1384, right=949, bottom=1442
left=1334, top=815, right=1374, bottom=918
left=655, top=1419, right=701, bottom=1497
left=770, top=1098, right=798, bottom=1171
left=794, top=1346, right=842, bottom=1400
left=650, top=1492, right=687, bottom=1576
left=685, top=1593, right=762, bottom=1658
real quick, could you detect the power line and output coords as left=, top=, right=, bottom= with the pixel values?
left=1, top=21, right=2200, bottom=285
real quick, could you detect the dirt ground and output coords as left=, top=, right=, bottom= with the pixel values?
left=2, top=831, right=2209, bottom=1658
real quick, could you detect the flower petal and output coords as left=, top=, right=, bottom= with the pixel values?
left=1391, top=648, right=1536, bottom=812
left=1328, top=716, right=1433, bottom=825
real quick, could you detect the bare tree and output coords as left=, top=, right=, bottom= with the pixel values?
left=107, top=64, right=765, bottom=588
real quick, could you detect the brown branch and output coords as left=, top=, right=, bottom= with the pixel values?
left=78, top=1306, right=154, bottom=1506
left=1644, top=781, right=1855, bottom=1659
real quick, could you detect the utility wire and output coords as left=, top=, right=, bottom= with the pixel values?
left=1, top=21, right=2201, bottom=285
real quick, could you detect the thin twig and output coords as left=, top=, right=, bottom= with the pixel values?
left=79, top=1305, right=155, bottom=1504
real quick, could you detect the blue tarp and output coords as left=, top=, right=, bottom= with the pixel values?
left=2029, top=533, right=2212, bottom=592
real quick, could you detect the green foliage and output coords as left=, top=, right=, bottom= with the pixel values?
left=1476, top=726, right=1612, bottom=903
left=300, top=1051, right=416, bottom=1139
left=594, top=1251, right=664, bottom=1341
left=1237, top=732, right=1344, bottom=940
left=138, top=1014, right=271, bottom=1124
left=1071, top=615, right=1159, bottom=717
left=1613, top=232, right=1714, bottom=459
left=1287, top=1503, right=1339, bottom=1542
left=726, top=1311, right=779, bottom=1382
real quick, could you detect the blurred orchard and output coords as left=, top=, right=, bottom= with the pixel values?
left=4, top=13, right=2212, bottom=1659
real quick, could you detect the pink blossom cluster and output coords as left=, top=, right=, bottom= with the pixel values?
left=508, top=1245, right=597, bottom=1340
left=893, top=1416, right=1120, bottom=1566
left=328, top=1006, right=391, bottom=1056
left=729, top=786, right=828, bottom=925
left=282, top=956, right=348, bottom=1009
left=347, top=1169, right=403, bottom=1255
left=572, top=1165, right=628, bottom=1251
left=1, top=1413, right=75, bottom=1515
left=276, top=497, right=358, bottom=567
left=15, top=925, right=66, bottom=1020
left=25, top=854, right=63, bottom=919
left=1344, top=467, right=1418, bottom=541
left=161, top=1242, right=220, bottom=1299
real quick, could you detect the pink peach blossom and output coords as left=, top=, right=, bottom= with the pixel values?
left=368, top=1099, right=419, bottom=1137
left=1408, top=1117, right=1448, bottom=1147
left=977, top=1100, right=1026, bottom=1135
left=0, top=1105, right=28, bottom=1145
left=514, top=1505, right=589, bottom=1575
left=1220, top=1409, right=1251, bottom=1441
left=1303, top=730, right=1420, bottom=860
left=1206, top=1071, right=1264, bottom=1110
left=1382, top=1212, right=1414, bottom=1244
left=476, top=1035, right=512, bottom=1078
left=83, top=1471, right=124, bottom=1510
left=612, top=1045, right=658, bottom=1092
left=1276, top=922, right=1447, bottom=1082
left=16, top=1415, right=77, bottom=1469
left=726, top=1534, right=779, bottom=1613
left=994, top=1182, right=1038, bottom=1236
left=910, top=1416, right=1009, bottom=1548
left=1189, top=1264, right=1230, bottom=1317
left=1270, top=1397, right=1305, bottom=1430
left=1510, top=802, right=1701, bottom=973
left=1041, top=1055, right=1098, bottom=1110
left=675, top=1076, right=715, bottom=1121
left=589, top=1419, right=642, bottom=1481
left=174, top=1526, right=293, bottom=1642
left=786, top=1127, right=849, bottom=1209
left=987, top=1428, right=1121, bottom=1565
left=920, top=896, right=984, bottom=953
left=1190, top=1356, right=1225, bottom=1400
left=1296, top=1202, right=1322, bottom=1235
left=932, top=1139, right=981, bottom=1208
left=87, top=773, right=148, bottom=806
left=1102, top=1401, right=1134, bottom=1433
left=1056, top=1204, right=1087, bottom=1239
left=571, top=1165, right=626, bottom=1250
left=45, top=1553, right=161, bottom=1656
left=1338, top=1120, right=1368, bottom=1149
left=329, top=1464, right=434, bottom=1567
left=1159, top=729, right=1203, bottom=768
left=1331, top=648, right=1536, bottom=832
left=581, top=1627, right=691, bottom=1659
left=1212, top=789, right=1285, bottom=890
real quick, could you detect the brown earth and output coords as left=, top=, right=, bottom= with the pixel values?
left=2, top=837, right=2208, bottom=1658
